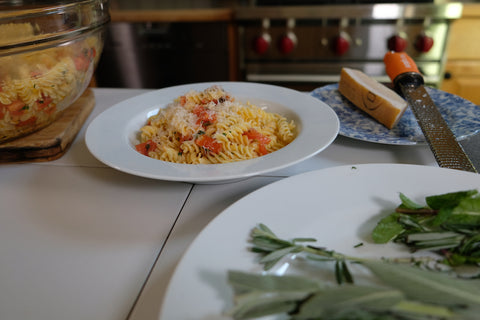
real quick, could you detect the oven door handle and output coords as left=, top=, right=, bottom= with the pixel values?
left=246, top=73, right=440, bottom=85
left=246, top=73, right=341, bottom=83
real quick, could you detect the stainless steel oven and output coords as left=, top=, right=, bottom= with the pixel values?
left=235, top=2, right=463, bottom=90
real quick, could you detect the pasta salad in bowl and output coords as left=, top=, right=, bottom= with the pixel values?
left=0, top=0, right=109, bottom=143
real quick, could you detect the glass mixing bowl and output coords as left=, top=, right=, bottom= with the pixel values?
left=0, top=0, right=110, bottom=143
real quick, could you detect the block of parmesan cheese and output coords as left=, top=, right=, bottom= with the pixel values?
left=338, top=67, right=408, bottom=129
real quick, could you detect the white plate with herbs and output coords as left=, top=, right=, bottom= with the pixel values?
left=159, top=163, right=480, bottom=319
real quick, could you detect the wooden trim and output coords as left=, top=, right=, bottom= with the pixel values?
left=460, top=4, right=480, bottom=18
left=227, top=21, right=239, bottom=81
left=110, top=8, right=234, bottom=23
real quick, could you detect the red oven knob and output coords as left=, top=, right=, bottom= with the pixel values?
left=333, top=32, right=350, bottom=56
left=415, top=34, right=434, bottom=53
left=387, top=34, right=408, bottom=52
left=278, top=32, right=297, bottom=55
left=253, top=33, right=271, bottom=55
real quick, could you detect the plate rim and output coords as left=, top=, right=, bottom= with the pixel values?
left=85, top=81, right=340, bottom=183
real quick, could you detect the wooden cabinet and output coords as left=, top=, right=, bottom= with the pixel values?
left=441, top=4, right=480, bottom=105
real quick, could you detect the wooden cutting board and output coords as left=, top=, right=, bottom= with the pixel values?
left=0, top=89, right=95, bottom=163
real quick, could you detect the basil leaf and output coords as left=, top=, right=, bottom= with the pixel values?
left=445, top=195, right=480, bottom=228
left=399, top=192, right=426, bottom=210
left=432, top=206, right=454, bottom=226
left=371, top=212, right=404, bottom=243
left=426, top=189, right=478, bottom=210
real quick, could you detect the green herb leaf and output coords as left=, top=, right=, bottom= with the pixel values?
left=392, top=300, right=454, bottom=319
left=294, top=286, right=404, bottom=319
left=228, top=291, right=304, bottom=319
left=399, top=192, right=426, bottom=210
left=371, top=212, right=404, bottom=243
left=228, top=270, right=322, bottom=294
left=227, top=271, right=321, bottom=319
left=445, top=194, right=480, bottom=228
left=258, top=245, right=303, bottom=267
left=426, top=189, right=478, bottom=210
left=361, top=259, right=480, bottom=307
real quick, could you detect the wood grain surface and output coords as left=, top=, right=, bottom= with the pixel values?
left=0, top=89, right=95, bottom=163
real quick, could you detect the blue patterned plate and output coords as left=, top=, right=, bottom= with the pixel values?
left=311, top=84, right=480, bottom=145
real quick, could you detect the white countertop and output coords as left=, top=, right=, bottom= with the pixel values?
left=0, top=88, right=439, bottom=320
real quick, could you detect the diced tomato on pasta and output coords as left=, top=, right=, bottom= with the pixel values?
left=135, top=140, right=157, bottom=156
left=179, top=134, right=192, bottom=143
left=74, top=47, right=96, bottom=71
left=243, top=128, right=271, bottom=144
left=195, top=135, right=222, bottom=154
left=258, top=144, right=269, bottom=156
left=179, top=96, right=187, bottom=106
left=36, top=95, right=53, bottom=110
left=16, top=116, right=37, bottom=127
left=3, top=100, right=27, bottom=117
left=192, top=105, right=216, bottom=127
left=30, top=71, right=42, bottom=78
left=36, top=96, right=56, bottom=114
left=74, top=56, right=90, bottom=71
left=5, top=100, right=25, bottom=113
left=243, top=128, right=271, bottom=155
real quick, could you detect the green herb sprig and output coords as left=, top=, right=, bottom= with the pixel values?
left=372, top=190, right=480, bottom=267
left=250, top=223, right=355, bottom=284
left=228, top=223, right=480, bottom=320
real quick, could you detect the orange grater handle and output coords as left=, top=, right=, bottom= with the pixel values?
left=384, top=51, right=421, bottom=82
left=384, top=51, right=424, bottom=90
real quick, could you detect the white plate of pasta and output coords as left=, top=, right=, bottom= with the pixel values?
left=86, top=82, right=339, bottom=183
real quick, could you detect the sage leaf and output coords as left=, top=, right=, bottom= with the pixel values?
left=361, top=260, right=480, bottom=307
left=392, top=300, right=454, bottom=319
left=228, top=291, right=305, bottom=319
left=227, top=271, right=322, bottom=319
left=228, top=270, right=321, bottom=294
left=341, top=260, right=354, bottom=283
left=251, top=223, right=276, bottom=238
left=293, top=285, right=404, bottom=319
left=291, top=237, right=317, bottom=243
left=258, top=245, right=303, bottom=270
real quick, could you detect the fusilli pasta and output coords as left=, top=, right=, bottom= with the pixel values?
left=0, top=23, right=101, bottom=142
left=135, top=85, right=296, bottom=164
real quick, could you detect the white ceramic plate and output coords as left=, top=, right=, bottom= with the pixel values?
left=86, top=82, right=339, bottom=183
left=311, top=84, right=480, bottom=145
left=159, top=164, right=480, bottom=319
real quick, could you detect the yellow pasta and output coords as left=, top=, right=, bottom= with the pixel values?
left=0, top=23, right=102, bottom=142
left=135, top=85, right=297, bottom=164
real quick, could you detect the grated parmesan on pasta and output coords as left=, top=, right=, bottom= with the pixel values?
left=135, top=85, right=297, bottom=164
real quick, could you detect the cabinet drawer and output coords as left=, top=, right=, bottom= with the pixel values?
left=442, top=61, right=480, bottom=105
